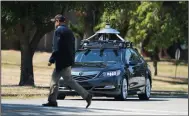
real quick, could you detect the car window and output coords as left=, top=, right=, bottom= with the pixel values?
left=75, top=49, right=122, bottom=63
left=129, top=49, right=142, bottom=63
left=133, top=48, right=145, bottom=62
left=125, top=49, right=132, bottom=64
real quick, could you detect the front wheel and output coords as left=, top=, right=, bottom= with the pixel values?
left=114, top=78, right=128, bottom=101
left=138, top=77, right=151, bottom=100
left=57, top=93, right=66, bottom=100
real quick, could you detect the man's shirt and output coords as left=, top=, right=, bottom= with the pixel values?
left=49, top=24, right=76, bottom=72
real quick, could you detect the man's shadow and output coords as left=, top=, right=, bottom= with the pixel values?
left=2, top=103, right=124, bottom=116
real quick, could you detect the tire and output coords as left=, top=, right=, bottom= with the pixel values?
left=138, top=77, right=151, bottom=100
left=114, top=78, right=128, bottom=101
left=57, top=93, right=66, bottom=100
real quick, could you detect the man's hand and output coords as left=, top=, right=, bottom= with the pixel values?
left=48, top=62, right=52, bottom=66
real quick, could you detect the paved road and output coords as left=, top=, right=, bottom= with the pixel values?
left=2, top=96, right=188, bottom=115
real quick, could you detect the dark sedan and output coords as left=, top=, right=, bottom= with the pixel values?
left=58, top=47, right=152, bottom=101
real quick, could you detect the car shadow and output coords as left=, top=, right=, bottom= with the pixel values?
left=93, top=98, right=169, bottom=102
left=65, top=97, right=169, bottom=102
left=65, top=93, right=188, bottom=101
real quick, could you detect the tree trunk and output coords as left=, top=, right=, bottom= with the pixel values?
left=18, top=29, right=51, bottom=86
left=153, top=60, right=158, bottom=76
left=83, top=3, right=95, bottom=39
left=14, top=22, right=34, bottom=86
left=19, top=41, right=34, bottom=86
left=17, top=22, right=51, bottom=86
left=152, top=47, right=159, bottom=76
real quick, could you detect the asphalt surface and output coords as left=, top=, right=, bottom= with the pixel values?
left=2, top=96, right=188, bottom=115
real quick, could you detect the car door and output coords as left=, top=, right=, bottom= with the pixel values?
left=129, top=49, right=146, bottom=89
left=125, top=49, right=139, bottom=90
left=133, top=48, right=147, bottom=78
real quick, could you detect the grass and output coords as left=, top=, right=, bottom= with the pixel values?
left=147, top=61, right=188, bottom=78
left=1, top=50, right=188, bottom=99
left=152, top=76, right=188, bottom=92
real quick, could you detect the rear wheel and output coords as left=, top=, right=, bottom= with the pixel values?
left=138, top=77, right=151, bottom=100
left=114, top=78, right=128, bottom=101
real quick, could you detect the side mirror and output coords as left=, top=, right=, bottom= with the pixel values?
left=129, top=61, right=138, bottom=66
left=125, top=63, right=129, bottom=68
left=134, top=48, right=139, bottom=53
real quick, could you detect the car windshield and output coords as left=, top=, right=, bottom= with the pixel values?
left=75, top=49, right=122, bottom=63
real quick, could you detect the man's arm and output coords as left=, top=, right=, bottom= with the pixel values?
left=48, top=30, right=60, bottom=65
left=48, top=27, right=63, bottom=64
left=49, top=51, right=56, bottom=64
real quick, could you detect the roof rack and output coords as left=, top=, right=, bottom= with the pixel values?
left=80, top=23, right=133, bottom=50
left=85, top=23, right=127, bottom=42
left=80, top=40, right=133, bottom=49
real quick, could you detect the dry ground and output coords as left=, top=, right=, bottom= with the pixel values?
left=1, top=50, right=188, bottom=99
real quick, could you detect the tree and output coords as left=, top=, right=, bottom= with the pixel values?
left=163, top=1, right=188, bottom=46
left=126, top=1, right=188, bottom=76
left=95, top=1, right=140, bottom=37
left=72, top=1, right=106, bottom=39
left=1, top=1, right=70, bottom=86
left=69, top=1, right=140, bottom=40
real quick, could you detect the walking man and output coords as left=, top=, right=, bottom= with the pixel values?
left=42, top=14, right=92, bottom=108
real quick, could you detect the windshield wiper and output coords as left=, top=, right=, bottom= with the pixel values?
left=74, top=62, right=106, bottom=68
left=94, top=62, right=106, bottom=67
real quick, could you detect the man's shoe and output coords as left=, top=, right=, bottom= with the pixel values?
left=42, top=102, right=58, bottom=107
left=86, top=94, right=92, bottom=109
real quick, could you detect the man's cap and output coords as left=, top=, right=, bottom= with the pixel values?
left=51, top=14, right=66, bottom=22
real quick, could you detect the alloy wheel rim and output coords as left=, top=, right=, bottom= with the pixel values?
left=146, top=78, right=151, bottom=98
left=122, top=78, right=127, bottom=99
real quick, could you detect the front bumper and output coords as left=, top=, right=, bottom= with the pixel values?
left=59, top=76, right=122, bottom=96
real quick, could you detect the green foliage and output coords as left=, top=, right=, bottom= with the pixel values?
left=68, top=22, right=84, bottom=39
left=2, top=2, right=58, bottom=27
left=1, top=1, right=77, bottom=34
left=94, top=10, right=121, bottom=31
left=2, top=1, right=188, bottom=50
left=127, top=1, right=188, bottom=50
left=95, top=1, right=140, bottom=37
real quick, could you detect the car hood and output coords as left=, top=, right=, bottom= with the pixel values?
left=72, top=62, right=123, bottom=75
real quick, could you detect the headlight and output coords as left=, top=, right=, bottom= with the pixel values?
left=102, top=70, right=121, bottom=77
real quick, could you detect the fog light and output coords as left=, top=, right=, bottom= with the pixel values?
left=59, top=87, right=66, bottom=89
left=104, top=85, right=115, bottom=89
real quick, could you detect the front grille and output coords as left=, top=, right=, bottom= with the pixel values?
left=72, top=74, right=97, bottom=81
